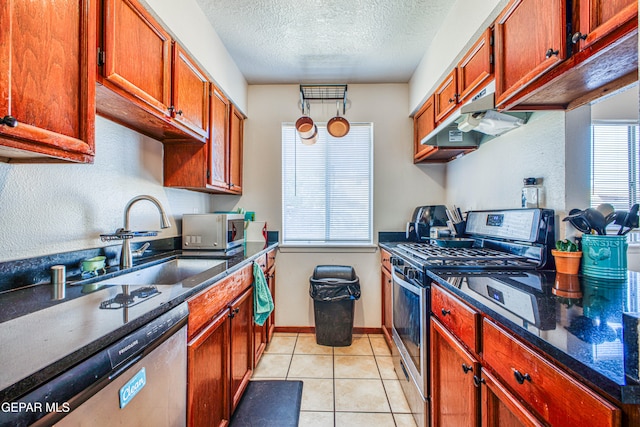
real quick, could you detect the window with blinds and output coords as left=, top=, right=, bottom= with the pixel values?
left=282, top=123, right=373, bottom=245
left=591, top=123, right=639, bottom=210
left=591, top=123, right=639, bottom=240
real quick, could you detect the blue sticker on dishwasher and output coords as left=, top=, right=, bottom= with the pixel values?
left=119, top=368, right=146, bottom=408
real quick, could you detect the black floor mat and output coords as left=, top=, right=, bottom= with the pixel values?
left=230, top=380, right=303, bottom=427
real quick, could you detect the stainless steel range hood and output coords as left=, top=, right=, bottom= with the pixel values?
left=457, top=87, right=529, bottom=136
left=419, top=82, right=530, bottom=152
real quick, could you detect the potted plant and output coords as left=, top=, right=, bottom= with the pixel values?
left=552, top=239, right=582, bottom=275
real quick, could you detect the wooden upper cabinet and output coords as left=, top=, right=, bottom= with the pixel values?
left=172, top=43, right=210, bottom=139
left=209, top=86, right=231, bottom=190
left=457, top=28, right=494, bottom=104
left=434, top=69, right=458, bottom=122
left=574, top=0, right=638, bottom=50
left=0, top=0, right=96, bottom=163
left=102, top=0, right=171, bottom=116
left=97, top=0, right=209, bottom=144
left=228, top=105, right=244, bottom=194
left=413, top=96, right=436, bottom=162
left=494, top=0, right=567, bottom=108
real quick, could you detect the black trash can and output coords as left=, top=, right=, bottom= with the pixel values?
left=309, top=265, right=361, bottom=347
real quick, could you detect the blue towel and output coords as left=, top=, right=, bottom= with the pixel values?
left=253, top=262, right=274, bottom=326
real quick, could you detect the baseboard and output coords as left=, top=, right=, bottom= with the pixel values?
left=274, top=326, right=383, bottom=335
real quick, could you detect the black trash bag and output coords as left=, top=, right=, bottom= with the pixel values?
left=309, top=265, right=360, bottom=302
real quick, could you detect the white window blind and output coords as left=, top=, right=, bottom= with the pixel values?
left=282, top=123, right=373, bottom=245
left=591, top=124, right=639, bottom=210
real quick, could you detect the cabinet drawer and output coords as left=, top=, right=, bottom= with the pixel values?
left=482, top=319, right=620, bottom=427
left=381, top=249, right=392, bottom=273
left=187, top=263, right=252, bottom=340
left=431, top=284, right=479, bottom=353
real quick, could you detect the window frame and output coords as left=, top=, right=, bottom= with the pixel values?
left=280, top=121, right=374, bottom=248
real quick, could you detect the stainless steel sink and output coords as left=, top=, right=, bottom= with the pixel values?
left=96, top=258, right=226, bottom=286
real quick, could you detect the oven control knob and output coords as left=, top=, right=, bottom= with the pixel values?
left=406, top=268, right=417, bottom=280
left=391, top=257, right=404, bottom=266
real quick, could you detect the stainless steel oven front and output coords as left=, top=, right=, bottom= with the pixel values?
left=390, top=257, right=429, bottom=398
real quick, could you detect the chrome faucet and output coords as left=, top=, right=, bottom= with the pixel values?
left=118, top=195, right=171, bottom=269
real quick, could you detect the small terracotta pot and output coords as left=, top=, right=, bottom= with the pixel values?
left=552, top=249, right=582, bottom=275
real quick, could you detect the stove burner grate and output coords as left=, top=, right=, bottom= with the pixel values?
left=396, top=243, right=537, bottom=269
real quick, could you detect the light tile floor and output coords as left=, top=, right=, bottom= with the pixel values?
left=252, top=333, right=417, bottom=427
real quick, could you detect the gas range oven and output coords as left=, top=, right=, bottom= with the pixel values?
left=388, top=208, right=555, bottom=427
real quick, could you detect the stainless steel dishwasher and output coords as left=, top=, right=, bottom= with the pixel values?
left=6, top=302, right=188, bottom=427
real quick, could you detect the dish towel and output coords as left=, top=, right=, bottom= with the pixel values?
left=253, top=261, right=274, bottom=326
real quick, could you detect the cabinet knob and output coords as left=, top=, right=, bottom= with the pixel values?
left=461, top=363, right=473, bottom=374
left=473, top=375, right=485, bottom=388
left=168, top=106, right=183, bottom=116
left=513, top=369, right=531, bottom=384
left=1, top=115, right=18, bottom=128
left=441, top=308, right=451, bottom=316
left=545, top=48, right=560, bottom=59
left=571, top=32, right=588, bottom=44
left=448, top=94, right=459, bottom=103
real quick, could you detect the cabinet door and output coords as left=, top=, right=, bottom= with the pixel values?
left=228, top=105, right=244, bottom=194
left=480, top=370, right=544, bottom=427
left=381, top=267, right=393, bottom=350
left=413, top=96, right=436, bottom=162
left=0, top=0, right=95, bottom=163
left=575, top=0, right=638, bottom=50
left=102, top=0, right=171, bottom=117
left=495, top=0, right=567, bottom=108
left=172, top=43, right=210, bottom=139
left=434, top=69, right=458, bottom=122
left=209, top=86, right=230, bottom=190
left=483, top=319, right=620, bottom=427
left=457, top=28, right=493, bottom=103
left=431, top=318, right=480, bottom=427
left=188, top=309, right=231, bottom=427
left=266, top=265, right=276, bottom=342
left=230, top=287, right=253, bottom=412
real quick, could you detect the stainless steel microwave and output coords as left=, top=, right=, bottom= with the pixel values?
left=182, top=213, right=245, bottom=250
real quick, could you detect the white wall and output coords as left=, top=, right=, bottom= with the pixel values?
left=0, top=117, right=215, bottom=261
left=236, top=84, right=446, bottom=328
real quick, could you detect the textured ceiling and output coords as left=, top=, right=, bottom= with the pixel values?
left=193, top=0, right=455, bottom=84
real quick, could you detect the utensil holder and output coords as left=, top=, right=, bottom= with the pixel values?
left=581, top=234, right=628, bottom=279
left=453, top=221, right=466, bottom=237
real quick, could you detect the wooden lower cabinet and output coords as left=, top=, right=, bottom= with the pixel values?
left=230, top=287, right=253, bottom=412
left=431, top=318, right=480, bottom=427
left=186, top=263, right=255, bottom=427
left=480, top=370, right=544, bottom=427
left=187, top=308, right=230, bottom=427
left=381, top=266, right=393, bottom=350
left=253, top=250, right=277, bottom=368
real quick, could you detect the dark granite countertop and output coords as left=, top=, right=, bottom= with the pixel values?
left=0, top=242, right=278, bottom=403
left=380, top=241, right=640, bottom=405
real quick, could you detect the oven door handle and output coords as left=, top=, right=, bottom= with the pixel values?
left=392, top=268, right=423, bottom=293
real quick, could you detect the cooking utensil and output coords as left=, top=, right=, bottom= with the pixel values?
left=619, top=203, right=639, bottom=235
left=327, top=101, right=350, bottom=138
left=596, top=203, right=615, bottom=218
left=584, top=208, right=606, bottom=235
left=563, top=209, right=592, bottom=234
